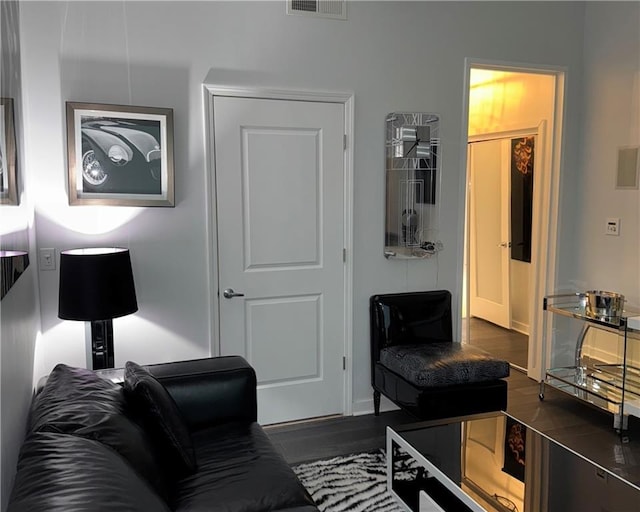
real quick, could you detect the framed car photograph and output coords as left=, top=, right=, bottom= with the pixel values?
left=1, top=97, right=18, bottom=205
left=66, top=102, right=174, bottom=206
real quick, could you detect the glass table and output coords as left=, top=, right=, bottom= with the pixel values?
left=387, top=411, right=640, bottom=512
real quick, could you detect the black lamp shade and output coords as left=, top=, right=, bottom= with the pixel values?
left=58, top=248, right=138, bottom=321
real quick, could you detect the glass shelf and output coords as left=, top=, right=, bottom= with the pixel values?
left=543, top=293, right=636, bottom=331
left=547, top=367, right=618, bottom=406
left=593, top=364, right=640, bottom=397
left=544, top=293, right=640, bottom=335
left=546, top=366, right=640, bottom=406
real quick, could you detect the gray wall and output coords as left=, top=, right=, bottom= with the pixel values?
left=19, top=1, right=587, bottom=412
left=551, top=1, right=640, bottom=368
left=0, top=1, right=40, bottom=509
left=575, top=2, right=639, bottom=305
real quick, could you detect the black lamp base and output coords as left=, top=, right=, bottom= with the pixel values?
left=91, top=319, right=114, bottom=370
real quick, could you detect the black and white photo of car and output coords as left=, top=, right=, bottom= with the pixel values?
left=67, top=102, right=174, bottom=206
left=80, top=117, right=162, bottom=194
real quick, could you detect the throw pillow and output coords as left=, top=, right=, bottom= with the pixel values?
left=29, top=363, right=168, bottom=500
left=124, top=361, right=197, bottom=477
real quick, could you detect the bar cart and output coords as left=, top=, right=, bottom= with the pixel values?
left=539, top=293, right=640, bottom=435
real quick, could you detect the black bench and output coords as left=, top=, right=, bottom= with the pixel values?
left=370, top=290, right=510, bottom=420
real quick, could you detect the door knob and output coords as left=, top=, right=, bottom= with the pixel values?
left=223, top=288, right=245, bottom=299
left=497, top=242, right=512, bottom=248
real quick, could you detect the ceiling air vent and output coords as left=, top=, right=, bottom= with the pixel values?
left=287, top=0, right=347, bottom=20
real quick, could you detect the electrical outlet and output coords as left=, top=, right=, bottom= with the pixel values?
left=605, top=218, right=620, bottom=236
left=39, top=248, right=56, bottom=271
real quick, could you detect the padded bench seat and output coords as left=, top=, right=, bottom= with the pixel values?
left=370, top=290, right=510, bottom=420
left=380, top=342, right=510, bottom=388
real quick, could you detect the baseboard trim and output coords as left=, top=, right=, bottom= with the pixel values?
left=585, top=347, right=618, bottom=364
left=512, top=320, right=529, bottom=336
left=352, top=395, right=399, bottom=416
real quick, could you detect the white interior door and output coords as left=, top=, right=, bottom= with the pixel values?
left=213, top=96, right=345, bottom=425
left=469, top=139, right=511, bottom=329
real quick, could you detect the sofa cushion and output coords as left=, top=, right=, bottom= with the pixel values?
left=7, top=432, right=171, bottom=512
left=28, top=363, right=167, bottom=499
left=173, top=421, right=316, bottom=512
left=124, top=361, right=196, bottom=477
left=379, top=342, right=510, bottom=388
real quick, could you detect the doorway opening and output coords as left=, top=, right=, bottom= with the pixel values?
left=461, top=64, right=565, bottom=378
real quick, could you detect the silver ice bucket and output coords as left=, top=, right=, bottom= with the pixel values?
left=585, top=290, right=625, bottom=319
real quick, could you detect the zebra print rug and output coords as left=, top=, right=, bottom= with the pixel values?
left=292, top=450, right=404, bottom=512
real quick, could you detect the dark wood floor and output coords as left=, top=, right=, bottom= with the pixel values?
left=266, top=371, right=640, bottom=487
left=465, top=317, right=529, bottom=370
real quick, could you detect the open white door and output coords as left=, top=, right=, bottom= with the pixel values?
left=469, top=139, right=511, bottom=329
left=213, top=96, right=346, bottom=425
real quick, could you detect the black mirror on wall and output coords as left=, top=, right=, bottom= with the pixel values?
left=0, top=250, right=29, bottom=300
left=1, top=0, right=21, bottom=206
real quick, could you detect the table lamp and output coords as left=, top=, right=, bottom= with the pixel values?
left=58, top=247, right=138, bottom=370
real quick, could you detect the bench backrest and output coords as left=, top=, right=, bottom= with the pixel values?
left=370, top=290, right=453, bottom=365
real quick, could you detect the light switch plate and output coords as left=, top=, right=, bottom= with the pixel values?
left=39, top=248, right=56, bottom=271
left=605, top=218, right=620, bottom=236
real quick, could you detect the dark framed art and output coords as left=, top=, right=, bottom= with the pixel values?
left=66, top=102, right=174, bottom=206
left=0, top=97, right=18, bottom=205
left=502, top=416, right=526, bottom=483
left=510, top=136, right=534, bottom=263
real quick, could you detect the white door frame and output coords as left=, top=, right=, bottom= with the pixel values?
left=202, top=84, right=355, bottom=415
left=458, top=59, right=567, bottom=381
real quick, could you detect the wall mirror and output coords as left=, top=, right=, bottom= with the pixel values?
left=384, top=112, right=442, bottom=259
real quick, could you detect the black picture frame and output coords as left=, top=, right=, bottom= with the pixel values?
left=510, top=136, right=534, bottom=263
left=502, top=416, right=526, bottom=483
left=66, top=102, right=175, bottom=206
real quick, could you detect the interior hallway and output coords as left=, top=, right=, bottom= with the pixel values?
left=464, top=317, right=529, bottom=370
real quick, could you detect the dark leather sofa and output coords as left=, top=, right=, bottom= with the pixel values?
left=370, top=290, right=510, bottom=420
left=8, top=356, right=318, bottom=512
